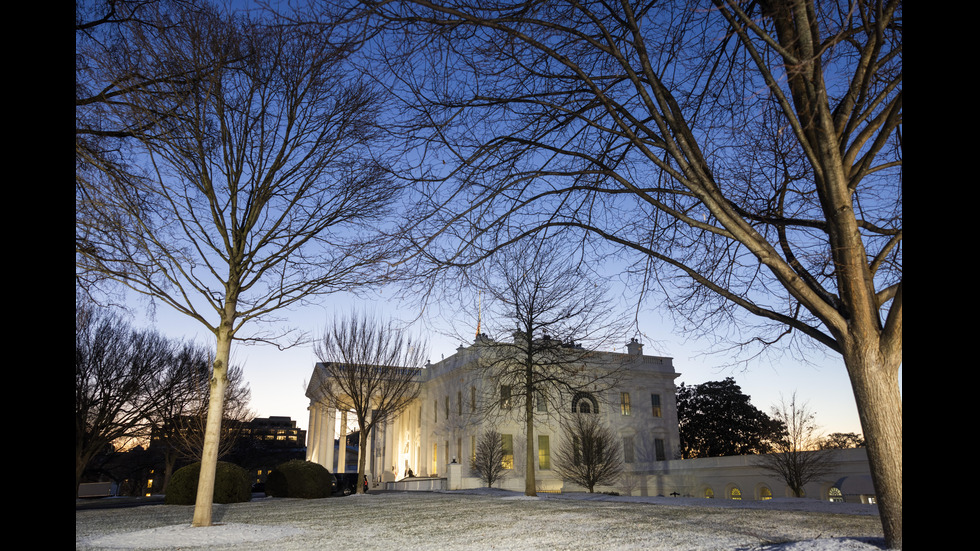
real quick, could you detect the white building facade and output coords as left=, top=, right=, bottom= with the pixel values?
left=306, top=335, right=681, bottom=493
left=305, top=336, right=874, bottom=502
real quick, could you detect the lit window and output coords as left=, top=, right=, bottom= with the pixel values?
left=621, top=392, right=631, bottom=416
left=502, top=434, right=514, bottom=469
left=705, top=488, right=714, bottom=499
left=623, top=436, right=635, bottom=463
left=538, top=435, right=551, bottom=470
left=651, top=394, right=662, bottom=417
left=829, top=487, right=843, bottom=502
left=433, top=443, right=438, bottom=475
left=501, top=386, right=512, bottom=410
left=471, top=435, right=476, bottom=463
left=760, top=486, right=772, bottom=500
left=730, top=487, right=742, bottom=500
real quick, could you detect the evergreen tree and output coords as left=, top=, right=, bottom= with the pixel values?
left=677, top=378, right=784, bottom=459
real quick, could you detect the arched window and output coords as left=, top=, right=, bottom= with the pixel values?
left=828, top=487, right=843, bottom=502
left=572, top=392, right=598, bottom=414
left=758, top=486, right=772, bottom=500
left=704, top=488, right=714, bottom=499
left=729, top=486, right=742, bottom=500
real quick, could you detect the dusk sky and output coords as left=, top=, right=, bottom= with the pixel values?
left=130, top=285, right=897, bottom=439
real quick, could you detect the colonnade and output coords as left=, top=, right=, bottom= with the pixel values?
left=307, top=401, right=425, bottom=484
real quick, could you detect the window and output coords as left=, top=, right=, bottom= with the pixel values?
left=621, top=392, right=631, bottom=416
left=730, top=487, right=742, bottom=500
left=655, top=438, right=666, bottom=461
left=572, top=436, right=581, bottom=466
left=828, top=487, right=843, bottom=503
left=471, top=435, right=476, bottom=463
left=433, top=443, right=438, bottom=475
left=572, top=392, right=598, bottom=414
left=434, top=400, right=438, bottom=423
left=501, top=434, right=514, bottom=469
left=623, top=436, right=635, bottom=463
left=704, top=488, right=714, bottom=499
left=458, top=391, right=462, bottom=416
left=538, top=435, right=551, bottom=470
left=536, top=391, right=547, bottom=413
left=501, top=385, right=512, bottom=410
left=651, top=394, right=662, bottom=417
left=759, top=486, right=772, bottom=500
left=445, top=396, right=450, bottom=420
left=471, top=386, right=477, bottom=413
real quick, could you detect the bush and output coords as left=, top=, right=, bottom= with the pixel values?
left=265, top=460, right=334, bottom=499
left=164, top=461, right=252, bottom=505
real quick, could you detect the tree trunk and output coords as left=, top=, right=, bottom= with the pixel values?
left=525, top=385, right=537, bottom=496
left=162, top=449, right=178, bottom=493
left=844, top=346, right=902, bottom=549
left=358, top=427, right=370, bottom=494
left=75, top=447, right=94, bottom=498
left=191, top=325, right=232, bottom=527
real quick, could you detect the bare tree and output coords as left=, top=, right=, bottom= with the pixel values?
left=463, top=241, right=626, bottom=496
left=312, top=311, right=428, bottom=494
left=369, top=1, right=901, bottom=546
left=76, top=0, right=203, bottom=268
left=76, top=300, right=173, bottom=496
left=758, top=394, right=832, bottom=498
left=76, top=2, right=401, bottom=526
left=553, top=413, right=623, bottom=493
left=471, top=428, right=507, bottom=488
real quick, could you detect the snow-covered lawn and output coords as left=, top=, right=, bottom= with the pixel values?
left=76, top=489, right=887, bottom=550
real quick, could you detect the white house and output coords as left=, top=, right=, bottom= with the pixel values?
left=305, top=335, right=874, bottom=502
left=306, top=334, right=680, bottom=493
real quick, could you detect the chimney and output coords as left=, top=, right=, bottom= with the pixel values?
left=626, top=337, right=643, bottom=356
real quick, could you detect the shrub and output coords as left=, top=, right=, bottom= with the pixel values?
left=164, top=461, right=252, bottom=505
left=265, top=460, right=334, bottom=499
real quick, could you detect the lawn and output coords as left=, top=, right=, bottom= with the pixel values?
left=76, top=489, right=886, bottom=550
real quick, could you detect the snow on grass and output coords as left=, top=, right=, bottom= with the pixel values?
left=76, top=489, right=887, bottom=550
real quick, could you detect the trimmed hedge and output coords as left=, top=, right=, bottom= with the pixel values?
left=164, top=461, right=252, bottom=505
left=265, top=460, right=334, bottom=499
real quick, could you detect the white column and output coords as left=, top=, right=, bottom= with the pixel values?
left=338, top=410, right=348, bottom=473
left=324, top=407, right=336, bottom=474
left=306, top=403, right=318, bottom=463
left=383, top=418, right=396, bottom=482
